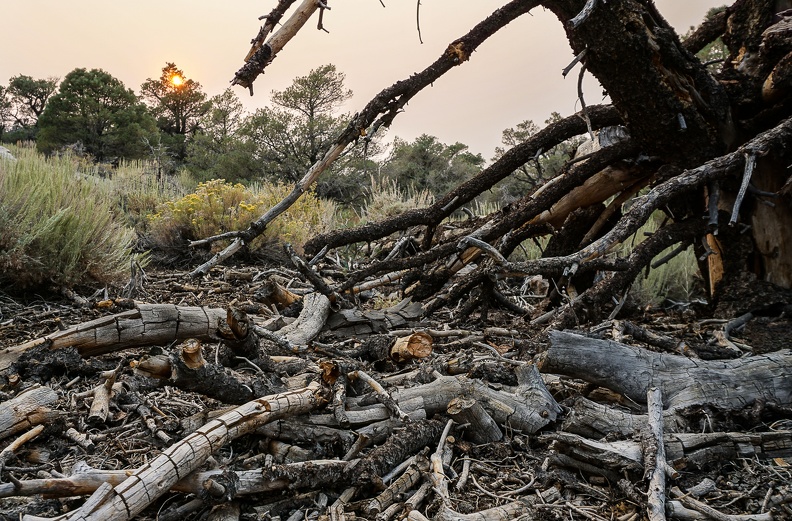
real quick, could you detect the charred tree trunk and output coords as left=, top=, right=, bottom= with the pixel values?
left=546, top=0, right=733, bottom=165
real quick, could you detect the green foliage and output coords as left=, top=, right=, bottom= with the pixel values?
left=624, top=214, right=702, bottom=307
left=6, top=74, right=58, bottom=128
left=147, top=179, right=336, bottom=255
left=185, top=89, right=259, bottom=183
left=89, top=158, right=192, bottom=233
left=241, top=64, right=376, bottom=203
left=489, top=112, right=584, bottom=205
left=378, top=134, right=484, bottom=198
left=361, top=175, right=434, bottom=223
left=140, top=63, right=209, bottom=158
left=0, top=144, right=136, bottom=291
left=37, top=68, right=158, bottom=160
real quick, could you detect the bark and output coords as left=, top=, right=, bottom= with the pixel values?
left=545, top=0, right=733, bottom=165
left=1, top=304, right=228, bottom=371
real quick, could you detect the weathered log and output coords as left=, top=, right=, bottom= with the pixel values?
left=562, top=395, right=687, bottom=439
left=391, top=367, right=561, bottom=435
left=447, top=397, right=503, bottom=444
left=541, top=330, right=792, bottom=411
left=0, top=385, right=63, bottom=441
left=278, top=292, right=331, bottom=345
left=1, top=304, right=228, bottom=371
left=545, top=430, right=792, bottom=474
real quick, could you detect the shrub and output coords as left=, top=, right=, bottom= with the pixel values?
left=626, top=214, right=702, bottom=307
left=103, top=160, right=192, bottom=232
left=146, top=179, right=336, bottom=256
left=0, top=144, right=137, bottom=290
left=361, top=176, right=434, bottom=223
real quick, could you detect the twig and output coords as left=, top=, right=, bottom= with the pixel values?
left=431, top=419, right=455, bottom=501
left=651, top=243, right=688, bottom=269
left=670, top=487, right=733, bottom=521
left=352, top=370, right=410, bottom=422
left=416, top=0, right=423, bottom=44
left=730, top=152, right=756, bottom=225
left=0, top=425, right=45, bottom=478
left=457, top=236, right=508, bottom=265
left=578, top=66, right=595, bottom=140
left=569, top=0, right=598, bottom=29
left=317, top=0, right=331, bottom=33
left=562, top=48, right=587, bottom=77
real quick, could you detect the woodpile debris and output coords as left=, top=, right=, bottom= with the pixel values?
left=1, top=266, right=791, bottom=520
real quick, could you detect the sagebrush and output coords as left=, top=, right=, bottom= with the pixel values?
left=147, top=179, right=336, bottom=256
left=0, top=144, right=136, bottom=290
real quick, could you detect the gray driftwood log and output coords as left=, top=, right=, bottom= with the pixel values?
left=541, top=330, right=792, bottom=411
left=0, top=305, right=228, bottom=371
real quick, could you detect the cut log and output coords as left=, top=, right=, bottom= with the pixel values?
left=0, top=385, right=63, bottom=441
left=1, top=304, right=228, bottom=371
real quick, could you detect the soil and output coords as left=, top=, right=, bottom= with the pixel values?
left=1, top=265, right=791, bottom=521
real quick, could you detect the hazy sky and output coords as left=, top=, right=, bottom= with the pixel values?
left=1, top=1, right=725, bottom=160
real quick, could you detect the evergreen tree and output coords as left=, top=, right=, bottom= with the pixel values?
left=37, top=68, right=157, bottom=160
left=242, top=64, right=376, bottom=203
left=379, top=134, right=484, bottom=198
left=140, top=63, right=208, bottom=159
left=186, top=89, right=258, bottom=183
left=3, top=75, right=58, bottom=141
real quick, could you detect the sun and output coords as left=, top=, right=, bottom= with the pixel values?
left=170, top=75, right=184, bottom=87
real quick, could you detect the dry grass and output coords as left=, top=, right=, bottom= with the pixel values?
left=0, top=144, right=137, bottom=290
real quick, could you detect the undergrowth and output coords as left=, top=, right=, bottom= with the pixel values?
left=0, top=144, right=136, bottom=290
left=146, top=179, right=336, bottom=256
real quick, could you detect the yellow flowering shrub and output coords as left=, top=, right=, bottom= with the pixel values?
left=147, top=179, right=336, bottom=254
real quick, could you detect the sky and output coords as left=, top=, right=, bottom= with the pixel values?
left=1, top=1, right=725, bottom=160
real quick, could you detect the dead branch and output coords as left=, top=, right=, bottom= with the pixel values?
left=190, top=0, right=545, bottom=276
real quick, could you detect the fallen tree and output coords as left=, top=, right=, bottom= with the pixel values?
left=188, top=0, right=792, bottom=329
left=3, top=1, right=792, bottom=520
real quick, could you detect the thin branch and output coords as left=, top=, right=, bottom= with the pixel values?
left=569, top=0, right=598, bottom=29
left=416, top=0, right=423, bottom=44
left=729, top=152, right=756, bottom=226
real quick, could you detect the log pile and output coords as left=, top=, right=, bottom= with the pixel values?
left=1, top=268, right=791, bottom=520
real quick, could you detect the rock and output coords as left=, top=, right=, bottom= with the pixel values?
left=0, top=145, right=16, bottom=161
